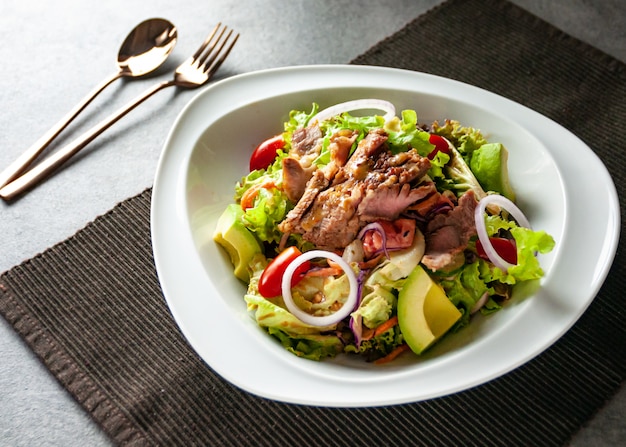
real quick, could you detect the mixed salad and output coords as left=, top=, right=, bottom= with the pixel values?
left=213, top=99, right=555, bottom=364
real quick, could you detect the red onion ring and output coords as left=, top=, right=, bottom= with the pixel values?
left=357, top=222, right=389, bottom=259
left=474, top=194, right=531, bottom=272
left=281, top=250, right=358, bottom=327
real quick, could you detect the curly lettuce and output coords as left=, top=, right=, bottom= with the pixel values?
left=296, top=106, right=434, bottom=166
left=441, top=145, right=488, bottom=199
left=344, top=325, right=404, bottom=360
left=284, top=103, right=319, bottom=135
left=235, top=152, right=292, bottom=244
left=245, top=276, right=344, bottom=361
left=439, top=260, right=496, bottom=328
left=384, top=109, right=433, bottom=155
left=431, top=119, right=488, bottom=160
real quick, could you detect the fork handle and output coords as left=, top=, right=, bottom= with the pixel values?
left=0, top=71, right=125, bottom=189
left=0, top=79, right=175, bottom=201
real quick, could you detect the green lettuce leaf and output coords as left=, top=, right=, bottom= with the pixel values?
left=470, top=143, right=516, bottom=200
left=268, top=328, right=344, bottom=361
left=234, top=153, right=292, bottom=244
left=352, top=286, right=396, bottom=329
left=289, top=274, right=351, bottom=317
left=492, top=227, right=555, bottom=284
left=440, top=261, right=494, bottom=328
left=242, top=187, right=291, bottom=244
left=427, top=150, right=450, bottom=180
left=245, top=293, right=332, bottom=334
left=245, top=292, right=343, bottom=361
left=480, top=215, right=556, bottom=284
left=431, top=119, right=488, bottom=159
left=484, top=214, right=518, bottom=234
left=441, top=146, right=487, bottom=199
left=344, top=324, right=405, bottom=360
left=284, top=103, right=319, bottom=135
left=281, top=106, right=434, bottom=166
left=384, top=110, right=433, bottom=155
left=314, top=113, right=385, bottom=166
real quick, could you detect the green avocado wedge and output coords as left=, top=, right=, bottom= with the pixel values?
left=213, top=204, right=263, bottom=282
left=397, top=265, right=462, bottom=355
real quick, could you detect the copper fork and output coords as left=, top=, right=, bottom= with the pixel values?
left=0, top=23, right=239, bottom=201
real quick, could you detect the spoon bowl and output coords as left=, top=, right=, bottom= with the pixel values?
left=0, top=18, right=178, bottom=189
left=118, top=18, right=178, bottom=77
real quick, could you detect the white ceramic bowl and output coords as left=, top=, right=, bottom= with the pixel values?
left=151, top=65, right=620, bottom=406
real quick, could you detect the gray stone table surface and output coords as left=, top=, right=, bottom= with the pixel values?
left=1, top=0, right=624, bottom=445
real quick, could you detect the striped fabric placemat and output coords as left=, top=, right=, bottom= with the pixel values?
left=1, top=0, right=624, bottom=445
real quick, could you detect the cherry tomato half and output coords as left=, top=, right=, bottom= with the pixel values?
left=249, top=135, right=285, bottom=171
left=258, top=246, right=311, bottom=298
left=427, top=134, right=451, bottom=160
left=476, top=237, right=518, bottom=265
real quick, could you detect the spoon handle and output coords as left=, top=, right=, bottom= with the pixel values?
left=0, top=71, right=124, bottom=189
left=0, top=80, right=175, bottom=201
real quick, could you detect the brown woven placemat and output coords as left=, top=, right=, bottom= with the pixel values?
left=1, top=0, right=625, bottom=445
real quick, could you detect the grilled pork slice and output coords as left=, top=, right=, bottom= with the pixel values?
left=421, top=190, right=478, bottom=272
left=290, top=124, right=323, bottom=161
left=279, top=128, right=431, bottom=250
left=282, top=129, right=358, bottom=203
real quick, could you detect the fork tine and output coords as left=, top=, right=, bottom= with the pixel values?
left=196, top=25, right=228, bottom=67
left=190, top=22, right=221, bottom=62
left=198, top=29, right=229, bottom=68
left=202, top=29, right=240, bottom=77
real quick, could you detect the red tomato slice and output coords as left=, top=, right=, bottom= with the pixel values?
left=362, top=219, right=416, bottom=256
left=427, top=134, right=451, bottom=160
left=258, top=246, right=311, bottom=298
left=476, top=237, right=518, bottom=265
left=249, top=135, right=285, bottom=171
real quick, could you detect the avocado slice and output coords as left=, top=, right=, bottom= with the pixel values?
left=397, top=265, right=461, bottom=354
left=213, top=204, right=263, bottom=282
left=470, top=142, right=515, bottom=201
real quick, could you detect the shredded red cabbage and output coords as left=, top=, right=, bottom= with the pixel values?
left=349, top=268, right=369, bottom=347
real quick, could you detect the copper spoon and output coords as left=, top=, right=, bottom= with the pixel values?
left=0, top=17, right=177, bottom=188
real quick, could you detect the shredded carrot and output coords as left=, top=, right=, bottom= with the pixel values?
left=373, top=315, right=399, bottom=337
left=358, top=254, right=384, bottom=270
left=360, top=327, right=375, bottom=341
left=305, top=255, right=354, bottom=278
left=374, top=344, right=411, bottom=365
left=240, top=181, right=276, bottom=210
left=304, top=267, right=343, bottom=277
left=327, top=258, right=343, bottom=269
left=240, top=185, right=261, bottom=210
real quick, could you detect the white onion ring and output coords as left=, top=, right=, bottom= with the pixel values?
left=471, top=291, right=490, bottom=314
left=281, top=250, right=358, bottom=327
left=311, top=99, right=396, bottom=124
left=474, top=194, right=532, bottom=272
